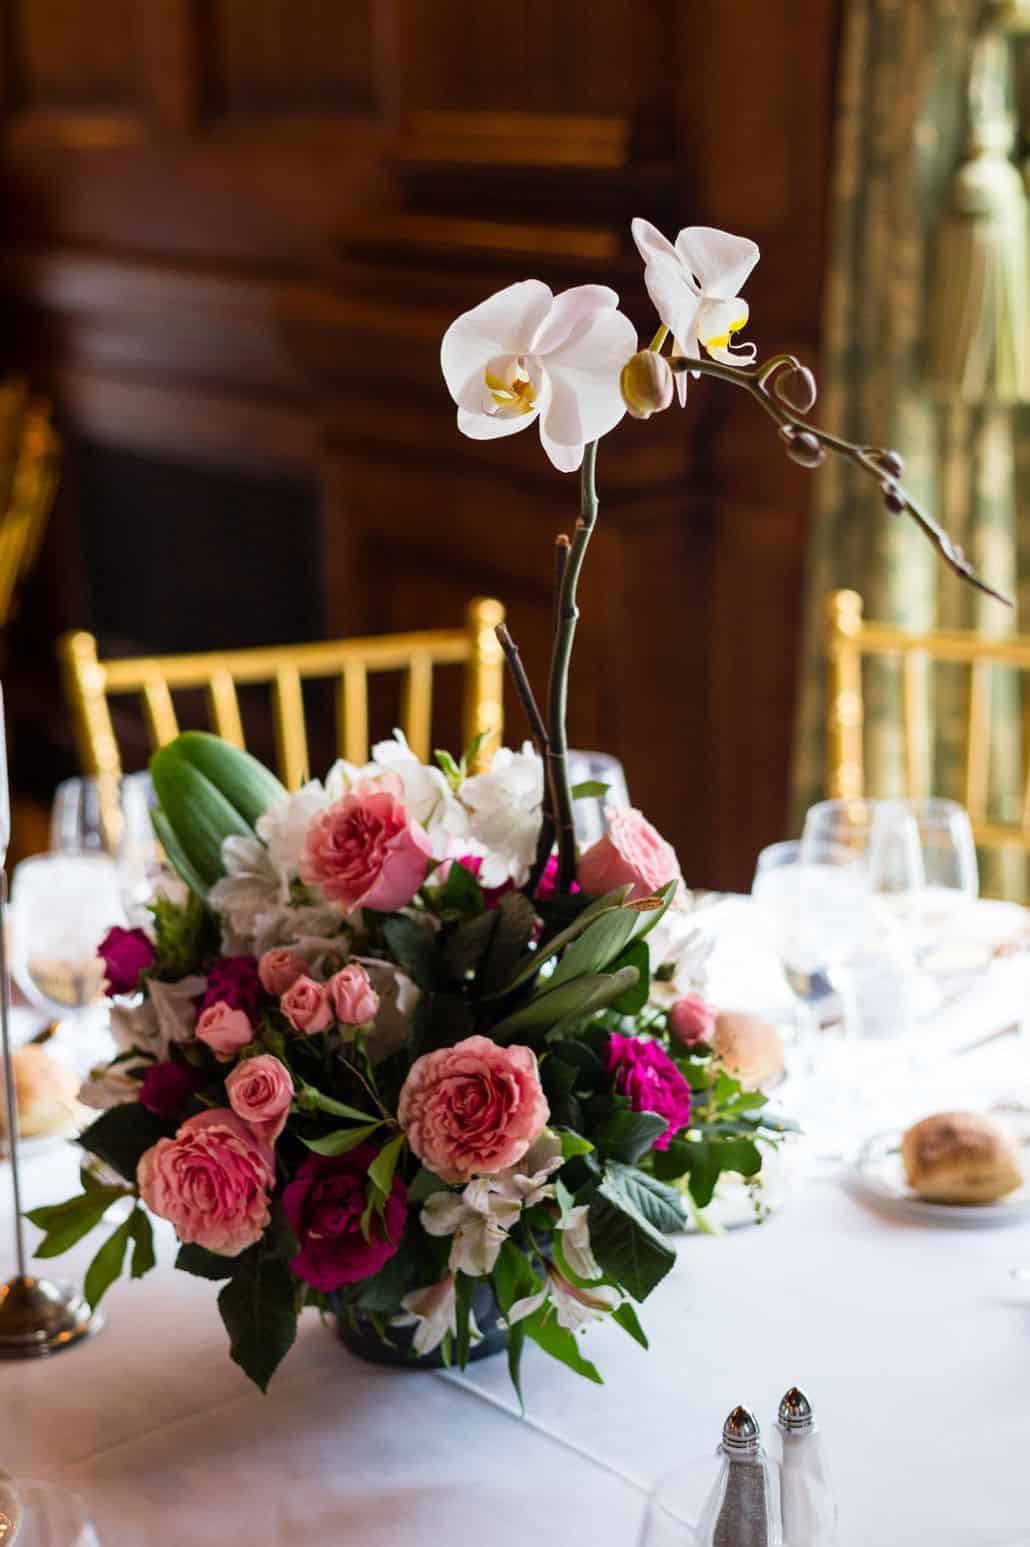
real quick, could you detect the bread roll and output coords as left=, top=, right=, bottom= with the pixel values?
left=0, top=1045, right=82, bottom=1139
left=901, top=1111, right=1023, bottom=1205
left=712, top=1011, right=786, bottom=1092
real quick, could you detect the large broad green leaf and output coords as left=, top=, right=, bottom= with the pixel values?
left=629, top=879, right=679, bottom=945
left=156, top=732, right=286, bottom=828
left=588, top=1170, right=678, bottom=1302
left=150, top=749, right=254, bottom=890
left=592, top=1110, right=669, bottom=1166
left=176, top=1243, right=237, bottom=1280
left=301, top=1121, right=383, bottom=1156
left=79, top=1104, right=173, bottom=1185
left=487, top=887, right=634, bottom=999
left=149, top=810, right=213, bottom=901
left=609, top=940, right=650, bottom=1013
left=381, top=915, right=439, bottom=992
left=605, top=1162, right=687, bottom=1234
left=218, top=1254, right=299, bottom=1391
left=672, top=1136, right=763, bottom=1209
left=478, top=893, right=538, bottom=998
left=545, top=906, right=641, bottom=992
left=490, top=966, right=640, bottom=1039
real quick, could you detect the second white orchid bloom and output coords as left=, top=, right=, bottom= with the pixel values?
left=631, top=219, right=760, bottom=403
left=441, top=280, right=637, bottom=472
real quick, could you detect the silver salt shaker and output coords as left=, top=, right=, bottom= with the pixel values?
left=698, top=1405, right=778, bottom=1547
left=777, top=1387, right=838, bottom=1546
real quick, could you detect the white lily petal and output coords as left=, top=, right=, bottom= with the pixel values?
left=630, top=217, right=680, bottom=269
left=441, top=279, right=553, bottom=405
left=531, top=284, right=620, bottom=357
left=456, top=404, right=538, bottom=441
left=675, top=226, right=760, bottom=300
left=542, top=306, right=637, bottom=447
left=560, top=1205, right=603, bottom=1282
left=506, top=1286, right=549, bottom=1326
left=421, top=1192, right=468, bottom=1237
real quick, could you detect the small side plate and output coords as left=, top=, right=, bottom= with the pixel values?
left=851, top=1129, right=1030, bottom=1227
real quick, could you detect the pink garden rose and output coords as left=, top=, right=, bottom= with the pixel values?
left=606, top=1031, right=692, bottom=1151
left=669, top=992, right=717, bottom=1048
left=397, top=1034, right=549, bottom=1184
left=299, top=777, right=433, bottom=913
left=280, top=974, right=332, bottom=1034
left=577, top=807, right=682, bottom=904
left=97, top=926, right=155, bottom=996
left=137, top=1109, right=274, bottom=1255
left=225, top=1054, right=294, bottom=1144
left=196, top=1000, right=253, bottom=1062
left=258, top=948, right=308, bottom=997
left=327, top=963, right=380, bottom=1027
left=283, top=1146, right=407, bottom=1292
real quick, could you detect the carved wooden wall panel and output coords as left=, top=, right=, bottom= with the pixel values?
left=203, top=0, right=379, bottom=125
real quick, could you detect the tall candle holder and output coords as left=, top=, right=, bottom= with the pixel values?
left=0, top=684, right=99, bottom=1356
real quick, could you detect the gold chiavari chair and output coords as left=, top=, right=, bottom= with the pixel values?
left=0, top=388, right=60, bottom=630
left=59, top=598, right=506, bottom=801
left=826, top=588, right=1030, bottom=857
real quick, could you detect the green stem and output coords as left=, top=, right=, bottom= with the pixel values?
left=548, top=440, right=599, bottom=893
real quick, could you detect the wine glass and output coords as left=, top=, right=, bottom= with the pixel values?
left=801, top=797, right=925, bottom=899
left=50, top=773, right=174, bottom=927
left=9, top=852, right=124, bottom=1029
left=0, top=1475, right=101, bottom=1545
left=567, top=750, right=630, bottom=848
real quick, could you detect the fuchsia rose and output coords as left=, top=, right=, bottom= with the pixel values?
left=299, top=778, right=433, bottom=913
left=97, top=926, right=155, bottom=996
left=534, top=852, right=580, bottom=901
left=137, top=1109, right=274, bottom=1255
left=280, top=975, right=332, bottom=1035
left=225, top=1055, right=294, bottom=1144
left=283, top=1146, right=407, bottom=1292
left=258, top=948, right=308, bottom=997
left=196, top=1000, right=253, bottom=1062
left=327, top=964, right=380, bottom=1027
left=606, top=1032, right=692, bottom=1151
left=201, top=956, right=262, bottom=1017
left=139, top=1060, right=205, bottom=1119
left=577, top=807, right=682, bottom=904
left=397, top=1035, right=549, bottom=1184
left=669, top=992, right=717, bottom=1048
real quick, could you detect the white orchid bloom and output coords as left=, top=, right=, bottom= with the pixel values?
left=459, top=742, right=545, bottom=888
left=441, top=280, right=637, bottom=473
left=394, top=1275, right=480, bottom=1357
left=559, top=1204, right=603, bottom=1283
left=507, top=1263, right=620, bottom=1333
left=631, top=219, right=759, bottom=403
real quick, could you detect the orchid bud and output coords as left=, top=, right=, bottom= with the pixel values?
left=878, top=449, right=904, bottom=479
left=779, top=426, right=825, bottom=469
left=620, top=350, right=675, bottom=419
left=881, top=479, right=906, bottom=515
left=774, top=364, right=817, bottom=413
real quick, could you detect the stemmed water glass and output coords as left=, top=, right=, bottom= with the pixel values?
left=50, top=772, right=168, bottom=927
left=0, top=1475, right=101, bottom=1545
left=567, top=750, right=630, bottom=848
left=9, top=852, right=124, bottom=1029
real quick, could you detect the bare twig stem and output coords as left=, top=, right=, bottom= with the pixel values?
left=670, top=353, right=1011, bottom=606
left=496, top=622, right=557, bottom=896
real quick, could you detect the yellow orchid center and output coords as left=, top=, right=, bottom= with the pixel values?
left=485, top=357, right=537, bottom=418
left=702, top=314, right=748, bottom=352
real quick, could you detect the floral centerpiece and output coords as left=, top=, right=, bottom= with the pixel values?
left=33, top=215, right=1000, bottom=1395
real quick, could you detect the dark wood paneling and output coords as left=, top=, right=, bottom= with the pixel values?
left=204, top=0, right=378, bottom=124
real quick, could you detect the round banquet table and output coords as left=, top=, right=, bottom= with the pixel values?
left=3, top=899, right=1029, bottom=1547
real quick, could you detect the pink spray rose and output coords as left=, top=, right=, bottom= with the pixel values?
left=283, top=1146, right=407, bottom=1292
left=280, top=974, right=332, bottom=1035
left=137, top=1109, right=274, bottom=1255
left=606, top=1031, right=692, bottom=1151
left=397, top=1034, right=549, bottom=1184
left=577, top=807, right=682, bottom=904
left=299, top=777, right=433, bottom=913
left=669, top=992, right=717, bottom=1048
left=258, top=948, right=308, bottom=997
left=225, top=1054, right=294, bottom=1145
left=327, top=963, right=380, bottom=1027
left=201, top=956, right=262, bottom=1017
left=196, top=1000, right=253, bottom=1062
left=97, top=926, right=155, bottom=996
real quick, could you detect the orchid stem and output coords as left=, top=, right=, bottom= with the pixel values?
left=548, top=440, right=599, bottom=893
left=648, top=324, right=669, bottom=352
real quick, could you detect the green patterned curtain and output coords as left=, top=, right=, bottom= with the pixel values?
left=792, top=0, right=1030, bottom=900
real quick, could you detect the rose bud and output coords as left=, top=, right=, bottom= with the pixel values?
left=619, top=350, right=675, bottom=420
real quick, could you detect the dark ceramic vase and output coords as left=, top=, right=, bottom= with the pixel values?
left=330, top=1282, right=507, bottom=1370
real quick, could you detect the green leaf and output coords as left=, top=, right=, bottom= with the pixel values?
left=27, top=1185, right=129, bottom=1259
left=296, top=1086, right=380, bottom=1124
left=128, top=1207, right=156, bottom=1279
left=150, top=809, right=213, bottom=900
left=556, top=1128, right=594, bottom=1160
left=461, top=729, right=489, bottom=770
left=434, top=748, right=462, bottom=786
left=84, top=1216, right=133, bottom=1310
left=588, top=1172, right=678, bottom=1302
left=435, top=859, right=484, bottom=919
left=381, top=915, right=440, bottom=991
left=150, top=890, right=219, bottom=978
left=367, top=1132, right=405, bottom=1196
left=489, top=887, right=634, bottom=998
left=630, top=879, right=679, bottom=946
left=525, top=1309, right=603, bottom=1384
left=612, top=1301, right=649, bottom=1349
left=301, top=1122, right=384, bottom=1156
left=493, top=1240, right=541, bottom=1316
left=609, top=940, right=650, bottom=1013
left=680, top=1136, right=763, bottom=1209
left=571, top=780, right=610, bottom=799
left=406, top=1166, right=446, bottom=1207
left=150, top=748, right=255, bottom=891
left=218, top=1254, right=299, bottom=1391
left=593, top=1110, right=669, bottom=1166
left=491, top=967, right=640, bottom=1039
left=478, top=892, right=538, bottom=998
left=605, top=1162, right=687, bottom=1234
left=154, top=732, right=287, bottom=828
left=547, top=907, right=640, bottom=992
left=79, top=1104, right=173, bottom=1185
left=506, top=1319, right=526, bottom=1411
left=176, top=1242, right=237, bottom=1279
left=454, top=1271, right=474, bottom=1370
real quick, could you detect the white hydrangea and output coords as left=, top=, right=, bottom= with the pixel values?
left=458, top=742, right=544, bottom=888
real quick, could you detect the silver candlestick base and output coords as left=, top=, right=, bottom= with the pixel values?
left=0, top=1274, right=100, bottom=1358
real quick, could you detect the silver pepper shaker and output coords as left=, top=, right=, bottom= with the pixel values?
left=777, top=1387, right=838, bottom=1546
left=697, top=1405, right=777, bottom=1547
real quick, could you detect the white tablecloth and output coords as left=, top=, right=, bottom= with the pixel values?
left=4, top=901, right=1030, bottom=1547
